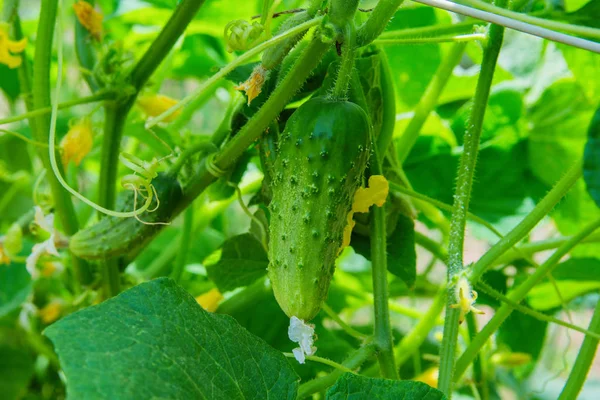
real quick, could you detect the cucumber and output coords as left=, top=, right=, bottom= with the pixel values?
left=70, top=173, right=182, bottom=260
left=268, top=96, right=371, bottom=321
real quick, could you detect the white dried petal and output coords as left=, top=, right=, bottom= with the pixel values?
left=288, top=316, right=317, bottom=364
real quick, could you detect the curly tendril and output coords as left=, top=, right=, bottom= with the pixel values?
left=224, top=19, right=264, bottom=52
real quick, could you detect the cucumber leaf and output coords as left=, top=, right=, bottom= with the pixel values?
left=0, top=263, right=31, bottom=318
left=45, top=278, right=298, bottom=400
left=326, top=373, right=446, bottom=399
left=206, top=233, right=268, bottom=292
left=584, top=107, right=600, bottom=208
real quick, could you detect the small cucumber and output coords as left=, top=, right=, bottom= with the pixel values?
left=70, top=173, right=182, bottom=260
left=268, top=97, right=371, bottom=321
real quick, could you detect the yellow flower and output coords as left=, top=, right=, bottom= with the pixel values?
left=60, top=119, right=94, bottom=167
left=339, top=175, right=389, bottom=253
left=137, top=94, right=181, bottom=122
left=39, top=301, right=62, bottom=324
left=415, top=367, right=439, bottom=388
left=234, top=65, right=269, bottom=105
left=195, top=288, right=223, bottom=312
left=450, top=275, right=484, bottom=324
left=0, top=24, right=27, bottom=69
left=73, top=1, right=103, bottom=41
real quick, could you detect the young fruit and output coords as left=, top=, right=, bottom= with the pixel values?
left=268, top=97, right=371, bottom=321
left=69, top=173, right=182, bottom=260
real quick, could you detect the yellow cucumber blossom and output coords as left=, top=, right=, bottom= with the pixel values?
left=137, top=94, right=181, bottom=122
left=195, top=288, right=223, bottom=312
left=73, top=0, right=104, bottom=41
left=234, top=65, right=269, bottom=105
left=450, top=275, right=484, bottom=324
left=339, top=175, right=389, bottom=253
left=39, top=300, right=63, bottom=324
left=0, top=23, right=27, bottom=69
left=60, top=119, right=94, bottom=167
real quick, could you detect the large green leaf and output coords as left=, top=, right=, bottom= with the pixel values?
left=497, top=307, right=547, bottom=361
left=326, top=373, right=446, bottom=399
left=0, top=263, right=31, bottom=318
left=584, top=107, right=600, bottom=208
left=45, top=278, right=299, bottom=400
left=206, top=233, right=268, bottom=292
left=0, top=64, right=20, bottom=102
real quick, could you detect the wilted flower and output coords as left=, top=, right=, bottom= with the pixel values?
left=288, top=316, right=317, bottom=364
left=234, top=65, right=269, bottom=105
left=73, top=1, right=103, bottom=41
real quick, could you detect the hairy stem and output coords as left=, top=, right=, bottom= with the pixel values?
left=438, top=1, right=506, bottom=393
left=454, top=217, right=600, bottom=382
left=331, top=23, right=357, bottom=100
left=356, top=0, right=404, bottom=46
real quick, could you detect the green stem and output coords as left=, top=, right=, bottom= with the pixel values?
left=415, top=231, right=448, bottom=262
left=321, top=303, right=368, bottom=340
left=475, top=281, right=600, bottom=340
left=376, top=49, right=396, bottom=158
left=171, top=205, right=194, bottom=282
left=356, top=0, right=405, bottom=46
left=396, top=42, right=466, bottom=164
left=558, top=301, right=600, bottom=399
left=438, top=6, right=506, bottom=393
left=283, top=353, right=354, bottom=373
left=180, top=37, right=331, bottom=209
left=470, top=158, right=582, bottom=282
left=374, top=33, right=486, bottom=45
left=369, top=148, right=398, bottom=379
left=466, top=313, right=487, bottom=400
left=297, top=342, right=376, bottom=399
left=146, top=16, right=324, bottom=128
left=331, top=23, right=357, bottom=100
left=0, top=91, right=116, bottom=126
left=456, top=0, right=600, bottom=40
left=129, top=0, right=206, bottom=90
left=491, top=232, right=600, bottom=267
left=32, top=0, right=91, bottom=285
left=455, top=217, right=600, bottom=383
left=379, top=20, right=479, bottom=39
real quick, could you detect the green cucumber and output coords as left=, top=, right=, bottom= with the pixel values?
left=268, top=96, right=371, bottom=321
left=70, top=173, right=182, bottom=260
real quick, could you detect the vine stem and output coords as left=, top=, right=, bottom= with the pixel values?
left=558, top=301, right=600, bottom=399
left=374, top=33, right=486, bottom=45
left=145, top=16, right=324, bottom=128
left=456, top=0, right=600, bottom=39
left=356, top=0, right=405, bottom=46
left=321, top=303, right=368, bottom=340
left=369, top=143, right=398, bottom=379
left=395, top=42, right=466, bottom=164
left=283, top=353, right=354, bottom=373
left=331, top=23, right=357, bottom=100
left=411, top=0, right=600, bottom=53
left=32, top=0, right=92, bottom=285
left=297, top=342, right=376, bottom=399
left=454, top=216, right=600, bottom=382
left=171, top=205, right=193, bottom=282
left=0, top=92, right=117, bottom=126
left=437, top=0, right=506, bottom=393
left=378, top=20, right=479, bottom=40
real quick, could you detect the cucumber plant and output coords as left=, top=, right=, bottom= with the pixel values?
left=1, top=0, right=600, bottom=399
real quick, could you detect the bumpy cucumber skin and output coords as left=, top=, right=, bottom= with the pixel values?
left=261, top=11, right=312, bottom=70
left=268, top=97, right=371, bottom=321
left=70, top=173, right=182, bottom=260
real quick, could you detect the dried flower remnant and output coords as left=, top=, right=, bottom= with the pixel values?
left=234, top=65, right=269, bottom=105
left=73, top=1, right=103, bottom=41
